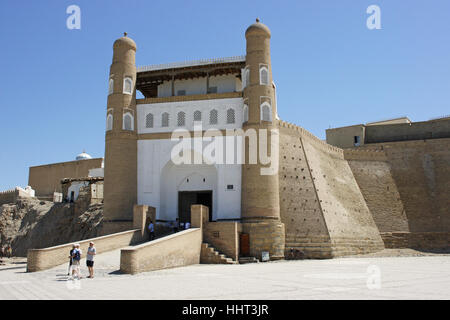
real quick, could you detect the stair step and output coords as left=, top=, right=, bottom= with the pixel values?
left=201, top=242, right=237, bottom=264
left=239, top=257, right=259, bottom=264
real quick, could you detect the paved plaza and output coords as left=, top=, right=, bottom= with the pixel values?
left=0, top=250, right=449, bottom=300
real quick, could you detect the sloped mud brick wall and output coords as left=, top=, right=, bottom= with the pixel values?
left=278, top=121, right=384, bottom=258
left=352, top=139, right=450, bottom=250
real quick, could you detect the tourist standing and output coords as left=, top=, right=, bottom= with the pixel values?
left=71, top=243, right=82, bottom=279
left=68, top=244, right=75, bottom=276
left=6, top=245, right=12, bottom=258
left=173, top=218, right=179, bottom=233
left=86, top=242, right=96, bottom=279
left=148, top=220, right=155, bottom=241
left=185, top=221, right=191, bottom=229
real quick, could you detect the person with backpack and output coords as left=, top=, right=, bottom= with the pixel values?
left=67, top=244, right=75, bottom=276
left=71, top=243, right=82, bottom=279
left=148, top=220, right=155, bottom=241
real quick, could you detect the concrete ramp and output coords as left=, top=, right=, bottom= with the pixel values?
left=120, top=228, right=202, bottom=274
left=27, top=229, right=145, bottom=272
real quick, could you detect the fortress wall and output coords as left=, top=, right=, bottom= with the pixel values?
left=0, top=187, right=35, bottom=206
left=279, top=127, right=332, bottom=258
left=278, top=121, right=384, bottom=258
left=358, top=139, right=450, bottom=249
left=300, top=133, right=384, bottom=256
left=344, top=150, right=409, bottom=236
left=0, top=189, right=17, bottom=206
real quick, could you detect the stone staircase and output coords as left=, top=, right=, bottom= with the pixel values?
left=200, top=243, right=237, bottom=264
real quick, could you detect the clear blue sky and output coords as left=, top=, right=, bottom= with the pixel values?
left=0, top=0, right=449, bottom=191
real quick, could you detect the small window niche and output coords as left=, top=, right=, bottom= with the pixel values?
left=243, top=104, right=249, bottom=123
left=260, top=102, right=272, bottom=122
left=123, top=77, right=133, bottom=95
left=259, top=64, right=269, bottom=85
left=123, top=112, right=134, bottom=131
left=108, top=78, right=114, bottom=95
left=106, top=114, right=113, bottom=131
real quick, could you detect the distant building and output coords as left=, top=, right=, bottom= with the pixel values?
left=28, top=152, right=103, bottom=200
left=326, top=116, right=450, bottom=148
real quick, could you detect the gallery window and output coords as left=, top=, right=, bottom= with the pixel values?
left=194, top=110, right=202, bottom=122
left=161, top=112, right=169, bottom=127
left=146, top=113, right=153, bottom=128
left=209, top=109, right=218, bottom=125
left=226, top=108, right=235, bottom=124
left=177, top=111, right=186, bottom=127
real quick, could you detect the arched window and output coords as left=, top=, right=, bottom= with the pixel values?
left=106, top=114, right=113, bottom=131
left=161, top=112, right=169, bottom=127
left=177, top=111, right=185, bottom=127
left=226, top=108, right=235, bottom=124
left=260, top=66, right=269, bottom=85
left=261, top=102, right=272, bottom=122
left=123, top=77, right=133, bottom=95
left=193, top=110, right=202, bottom=122
left=108, top=78, right=114, bottom=95
left=209, top=109, right=218, bottom=125
left=243, top=104, right=249, bottom=123
left=244, top=67, right=250, bottom=88
left=146, top=113, right=153, bottom=128
left=123, top=112, right=134, bottom=130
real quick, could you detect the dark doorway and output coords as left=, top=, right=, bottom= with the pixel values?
left=178, top=190, right=213, bottom=223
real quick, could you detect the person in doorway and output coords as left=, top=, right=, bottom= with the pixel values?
left=173, top=219, right=179, bottom=233
left=68, top=244, right=75, bottom=275
left=71, top=243, right=82, bottom=279
left=86, top=242, right=96, bottom=279
left=148, top=220, right=155, bottom=241
left=185, top=221, right=191, bottom=229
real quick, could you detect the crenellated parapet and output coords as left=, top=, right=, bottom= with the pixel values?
left=276, top=119, right=344, bottom=157
left=343, top=148, right=388, bottom=161
left=0, top=186, right=35, bottom=206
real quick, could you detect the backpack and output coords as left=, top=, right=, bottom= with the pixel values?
left=73, top=249, right=81, bottom=261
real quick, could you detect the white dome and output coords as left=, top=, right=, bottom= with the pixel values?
left=76, top=151, right=92, bottom=160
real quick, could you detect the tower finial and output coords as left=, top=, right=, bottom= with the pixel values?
left=256, top=18, right=260, bottom=23
left=124, top=32, right=128, bottom=37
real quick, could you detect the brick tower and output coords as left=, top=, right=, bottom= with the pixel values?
left=102, top=33, right=138, bottom=234
left=241, top=19, right=285, bottom=260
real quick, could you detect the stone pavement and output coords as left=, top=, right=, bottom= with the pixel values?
left=0, top=252, right=449, bottom=299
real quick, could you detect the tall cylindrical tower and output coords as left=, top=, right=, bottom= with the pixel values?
left=241, top=19, right=285, bottom=259
left=102, top=33, right=138, bottom=235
